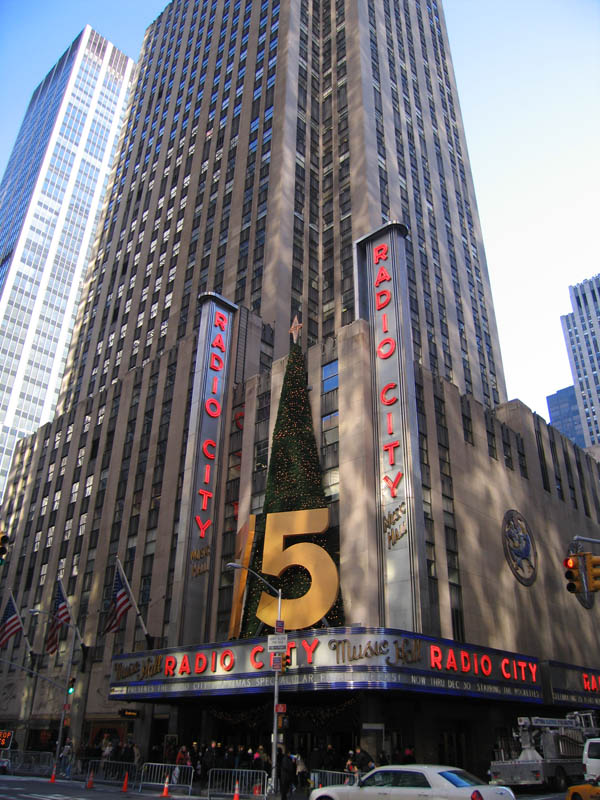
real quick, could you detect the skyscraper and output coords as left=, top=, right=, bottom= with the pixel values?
left=547, top=385, right=585, bottom=448
left=1, top=0, right=597, bottom=769
left=0, top=26, right=134, bottom=498
left=561, top=275, right=600, bottom=447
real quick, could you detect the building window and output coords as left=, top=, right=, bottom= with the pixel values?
left=485, top=411, right=497, bottom=460
left=322, top=360, right=338, bottom=393
left=501, top=425, right=513, bottom=470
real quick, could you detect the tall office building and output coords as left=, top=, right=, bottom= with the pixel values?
left=0, top=26, right=134, bottom=498
left=547, top=385, right=585, bottom=448
left=1, top=0, right=598, bottom=772
left=561, top=275, right=600, bottom=447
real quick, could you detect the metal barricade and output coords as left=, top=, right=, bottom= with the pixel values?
left=208, top=767, right=269, bottom=800
left=0, top=750, right=54, bottom=776
left=85, top=758, right=140, bottom=786
left=310, top=770, right=360, bottom=788
left=138, top=761, right=194, bottom=795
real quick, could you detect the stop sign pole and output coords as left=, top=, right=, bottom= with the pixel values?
left=226, top=563, right=283, bottom=794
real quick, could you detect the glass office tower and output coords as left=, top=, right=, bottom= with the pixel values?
left=547, top=385, right=586, bottom=448
left=561, top=275, right=600, bottom=446
left=0, top=26, right=134, bottom=498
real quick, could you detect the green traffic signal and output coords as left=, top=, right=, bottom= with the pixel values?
left=67, top=677, right=76, bottom=695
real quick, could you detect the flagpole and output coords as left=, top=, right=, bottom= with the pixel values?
left=54, top=625, right=77, bottom=771
left=57, top=579, right=84, bottom=646
left=5, top=590, right=37, bottom=750
left=116, top=558, right=153, bottom=647
left=8, top=590, right=33, bottom=654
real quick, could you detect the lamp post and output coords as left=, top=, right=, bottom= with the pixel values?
left=29, top=609, right=79, bottom=769
left=226, top=562, right=282, bottom=795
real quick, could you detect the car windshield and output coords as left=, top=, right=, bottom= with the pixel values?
left=439, top=770, right=484, bottom=787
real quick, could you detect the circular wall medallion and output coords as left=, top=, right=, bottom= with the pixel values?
left=502, top=510, right=537, bottom=586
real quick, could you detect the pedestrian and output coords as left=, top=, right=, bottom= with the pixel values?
left=257, top=744, right=270, bottom=774
left=279, top=749, right=296, bottom=800
left=323, top=743, right=337, bottom=772
left=354, top=745, right=374, bottom=773
left=122, top=739, right=134, bottom=764
left=296, top=753, right=308, bottom=789
left=202, top=740, right=218, bottom=784
left=308, top=743, right=323, bottom=788
left=59, top=737, right=73, bottom=778
left=402, top=745, right=416, bottom=764
left=344, top=751, right=358, bottom=784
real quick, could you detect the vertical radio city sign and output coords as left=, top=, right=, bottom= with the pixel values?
left=180, top=293, right=237, bottom=642
left=354, top=223, right=427, bottom=630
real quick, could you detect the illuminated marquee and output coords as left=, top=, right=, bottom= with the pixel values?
left=548, top=660, right=600, bottom=708
left=180, top=293, right=236, bottom=642
left=354, top=222, right=426, bottom=630
left=192, top=306, right=232, bottom=547
left=110, top=627, right=544, bottom=703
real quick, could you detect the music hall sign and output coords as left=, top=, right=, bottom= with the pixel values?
left=110, top=627, right=544, bottom=704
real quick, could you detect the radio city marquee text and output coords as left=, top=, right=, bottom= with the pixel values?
left=583, top=672, right=600, bottom=694
left=373, top=243, right=403, bottom=504
left=113, top=635, right=539, bottom=689
left=194, top=308, right=230, bottom=542
left=370, top=240, right=409, bottom=552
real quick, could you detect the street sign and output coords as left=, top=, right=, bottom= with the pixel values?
left=268, top=633, right=288, bottom=652
left=272, top=655, right=282, bottom=670
left=63, top=704, right=71, bottom=712
left=275, top=619, right=285, bottom=634
left=275, top=703, right=287, bottom=713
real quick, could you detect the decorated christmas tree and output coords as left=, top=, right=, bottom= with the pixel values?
left=240, top=333, right=344, bottom=636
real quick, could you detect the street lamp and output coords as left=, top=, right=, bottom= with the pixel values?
left=226, top=562, right=282, bottom=794
left=29, top=609, right=80, bottom=769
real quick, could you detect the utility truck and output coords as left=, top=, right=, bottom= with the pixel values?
left=489, top=712, right=599, bottom=791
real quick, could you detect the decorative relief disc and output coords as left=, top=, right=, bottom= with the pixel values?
left=502, top=509, right=537, bottom=586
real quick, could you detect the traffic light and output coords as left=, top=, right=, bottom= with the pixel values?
left=281, top=653, right=291, bottom=673
left=585, top=554, right=600, bottom=592
left=564, top=554, right=587, bottom=593
left=0, top=532, right=9, bottom=566
left=67, top=677, right=76, bottom=695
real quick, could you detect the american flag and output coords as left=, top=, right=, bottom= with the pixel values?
left=103, top=562, right=132, bottom=634
left=45, top=581, right=71, bottom=655
left=0, top=594, right=23, bottom=648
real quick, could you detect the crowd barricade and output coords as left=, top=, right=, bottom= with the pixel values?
left=208, top=767, right=269, bottom=800
left=85, top=758, right=141, bottom=786
left=0, top=750, right=54, bottom=776
left=138, top=762, right=194, bottom=795
left=310, top=770, right=361, bottom=788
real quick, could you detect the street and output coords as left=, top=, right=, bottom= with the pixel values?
left=0, top=773, right=191, bottom=799
left=0, top=776, right=569, bottom=800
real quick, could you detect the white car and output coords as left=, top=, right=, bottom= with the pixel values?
left=309, top=765, right=516, bottom=800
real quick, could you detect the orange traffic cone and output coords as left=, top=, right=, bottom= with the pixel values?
left=233, top=779, right=240, bottom=800
left=86, top=769, right=94, bottom=789
left=50, top=764, right=56, bottom=783
left=161, top=773, right=170, bottom=797
left=121, top=770, right=129, bottom=792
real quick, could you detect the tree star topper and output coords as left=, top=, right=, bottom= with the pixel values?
left=289, top=315, right=303, bottom=344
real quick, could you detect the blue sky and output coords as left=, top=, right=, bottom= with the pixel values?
left=0, top=0, right=598, bottom=419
